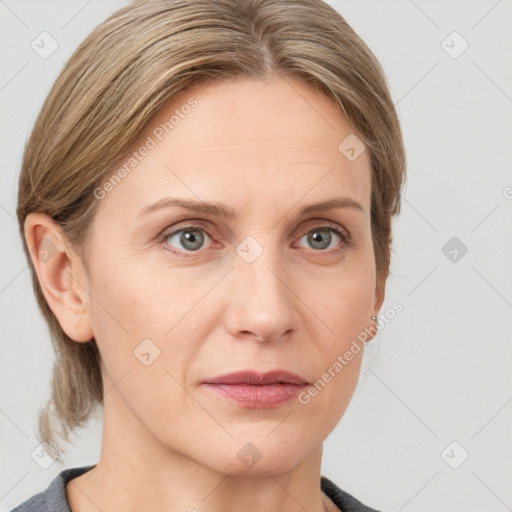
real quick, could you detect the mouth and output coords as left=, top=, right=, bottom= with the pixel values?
left=202, top=370, right=309, bottom=408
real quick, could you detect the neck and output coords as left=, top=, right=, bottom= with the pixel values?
left=66, top=383, right=337, bottom=512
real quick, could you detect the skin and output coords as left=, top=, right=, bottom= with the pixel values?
left=25, top=76, right=384, bottom=512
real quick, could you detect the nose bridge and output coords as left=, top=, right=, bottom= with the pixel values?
left=227, top=236, right=297, bottom=340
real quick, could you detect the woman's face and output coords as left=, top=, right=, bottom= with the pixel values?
left=81, top=77, right=382, bottom=474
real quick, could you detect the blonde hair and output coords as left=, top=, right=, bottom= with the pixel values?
left=17, top=0, right=406, bottom=456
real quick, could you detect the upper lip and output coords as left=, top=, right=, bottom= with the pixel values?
left=203, top=370, right=308, bottom=386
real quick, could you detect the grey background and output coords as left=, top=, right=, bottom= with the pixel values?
left=1, top=1, right=511, bottom=511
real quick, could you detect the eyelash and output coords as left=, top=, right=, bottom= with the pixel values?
left=158, top=221, right=352, bottom=257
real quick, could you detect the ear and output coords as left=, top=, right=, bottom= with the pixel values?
left=24, top=213, right=94, bottom=342
left=363, top=276, right=386, bottom=344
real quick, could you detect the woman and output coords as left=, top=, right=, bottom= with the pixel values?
left=13, top=0, right=406, bottom=510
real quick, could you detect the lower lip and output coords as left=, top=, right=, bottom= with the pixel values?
left=203, top=383, right=306, bottom=408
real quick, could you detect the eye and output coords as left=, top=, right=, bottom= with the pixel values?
left=158, top=220, right=352, bottom=257
left=163, top=225, right=213, bottom=253
left=297, top=224, right=349, bottom=251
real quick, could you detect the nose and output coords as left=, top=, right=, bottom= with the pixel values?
left=223, top=245, right=299, bottom=344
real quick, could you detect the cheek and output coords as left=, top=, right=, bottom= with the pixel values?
left=88, top=248, right=188, bottom=335
left=318, top=281, right=369, bottom=379
left=303, top=255, right=375, bottom=396
left=87, top=260, right=155, bottom=339
left=310, top=260, right=376, bottom=335
left=300, top=280, right=370, bottom=431
left=85, top=258, right=196, bottom=408
left=85, top=251, right=219, bottom=376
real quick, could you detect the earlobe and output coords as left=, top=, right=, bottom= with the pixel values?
left=24, top=213, right=94, bottom=343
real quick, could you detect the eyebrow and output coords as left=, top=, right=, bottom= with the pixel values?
left=136, top=196, right=364, bottom=220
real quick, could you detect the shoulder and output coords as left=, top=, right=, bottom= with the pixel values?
left=321, top=475, right=382, bottom=512
left=10, top=465, right=95, bottom=512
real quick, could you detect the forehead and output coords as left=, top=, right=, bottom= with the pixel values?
left=96, top=77, right=372, bottom=217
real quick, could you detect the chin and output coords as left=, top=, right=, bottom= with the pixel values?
left=197, top=433, right=318, bottom=476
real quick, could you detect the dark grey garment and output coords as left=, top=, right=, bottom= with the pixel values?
left=11, top=465, right=381, bottom=512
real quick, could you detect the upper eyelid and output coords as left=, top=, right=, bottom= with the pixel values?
left=160, top=219, right=349, bottom=245
left=162, top=218, right=347, bottom=234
